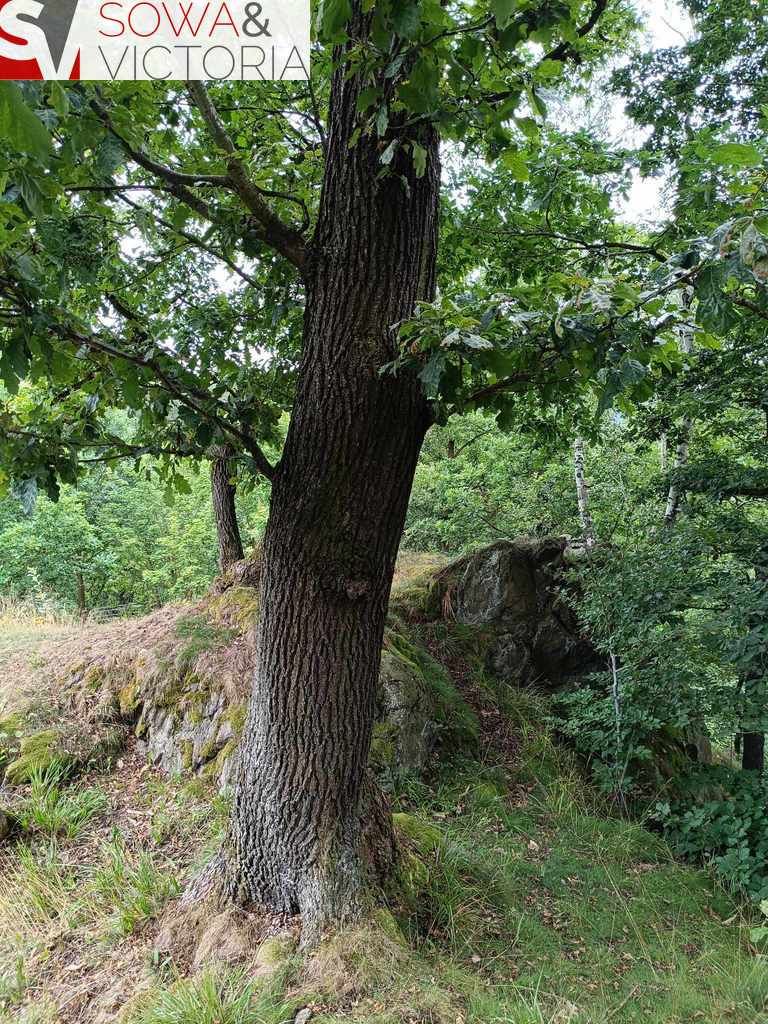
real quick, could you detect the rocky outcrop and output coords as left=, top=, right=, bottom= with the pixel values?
left=2, top=539, right=595, bottom=796
left=432, top=538, right=603, bottom=689
left=0, top=573, right=475, bottom=796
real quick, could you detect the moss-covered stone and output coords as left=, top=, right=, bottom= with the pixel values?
left=382, top=625, right=479, bottom=760
left=84, top=664, right=105, bottom=691
left=224, top=703, right=248, bottom=736
left=207, top=585, right=260, bottom=631
left=201, top=737, right=239, bottom=782
left=369, top=907, right=407, bottom=945
left=393, top=812, right=444, bottom=854
left=119, top=680, right=141, bottom=717
left=4, top=729, right=72, bottom=784
left=369, top=724, right=398, bottom=774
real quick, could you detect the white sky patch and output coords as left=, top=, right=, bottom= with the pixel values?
left=613, top=0, right=695, bottom=226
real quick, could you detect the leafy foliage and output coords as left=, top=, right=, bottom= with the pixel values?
left=655, top=767, right=768, bottom=902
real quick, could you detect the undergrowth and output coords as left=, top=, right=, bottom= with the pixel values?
left=1, top=629, right=766, bottom=1024
left=21, top=761, right=107, bottom=839
left=128, top=969, right=298, bottom=1024
left=91, top=835, right=182, bottom=937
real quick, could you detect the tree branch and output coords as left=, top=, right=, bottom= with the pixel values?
left=734, top=296, right=768, bottom=323
left=89, top=95, right=221, bottom=225
left=481, top=0, right=610, bottom=106
left=117, top=193, right=260, bottom=289
left=186, top=81, right=308, bottom=273
left=102, top=294, right=276, bottom=480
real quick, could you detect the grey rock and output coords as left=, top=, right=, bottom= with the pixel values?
left=376, top=649, right=436, bottom=772
left=444, top=538, right=603, bottom=690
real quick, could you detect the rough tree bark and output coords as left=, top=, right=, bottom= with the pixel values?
left=220, top=25, right=440, bottom=939
left=210, top=446, right=245, bottom=572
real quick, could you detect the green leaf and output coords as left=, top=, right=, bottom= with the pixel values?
left=412, top=142, right=427, bottom=178
left=319, top=0, right=352, bottom=40
left=535, top=59, right=564, bottom=80
left=49, top=83, right=69, bottom=119
left=357, top=87, right=380, bottom=113
left=419, top=353, right=447, bottom=398
left=0, top=82, right=52, bottom=163
left=376, top=104, right=389, bottom=138
left=17, top=169, right=51, bottom=218
left=173, top=474, right=193, bottom=496
left=500, top=149, right=529, bottom=181
left=492, top=0, right=517, bottom=30
left=381, top=140, right=398, bottom=166
left=391, top=0, right=422, bottom=39
left=695, top=264, right=739, bottom=334
left=711, top=143, right=762, bottom=168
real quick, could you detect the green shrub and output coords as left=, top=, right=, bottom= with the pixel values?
left=654, top=766, right=768, bottom=901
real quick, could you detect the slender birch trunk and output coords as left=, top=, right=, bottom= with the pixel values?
left=574, top=436, right=596, bottom=548
left=664, top=289, right=695, bottom=526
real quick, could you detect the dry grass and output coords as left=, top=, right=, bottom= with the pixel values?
left=0, top=740, right=228, bottom=1024
left=393, top=550, right=450, bottom=591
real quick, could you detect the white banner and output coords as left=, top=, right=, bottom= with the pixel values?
left=0, top=0, right=309, bottom=80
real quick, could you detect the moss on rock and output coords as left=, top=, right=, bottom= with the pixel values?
left=393, top=811, right=444, bottom=854
left=4, top=729, right=72, bottom=783
left=119, top=680, right=141, bottom=718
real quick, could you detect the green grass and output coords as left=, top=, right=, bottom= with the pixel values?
left=91, top=835, right=182, bottom=937
left=1, top=610, right=766, bottom=1024
left=128, top=970, right=299, bottom=1024
left=382, top=747, right=766, bottom=1024
left=21, top=761, right=107, bottom=838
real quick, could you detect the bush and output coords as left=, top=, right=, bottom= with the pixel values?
left=654, top=766, right=768, bottom=901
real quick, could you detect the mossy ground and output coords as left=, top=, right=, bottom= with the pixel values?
left=1, top=610, right=766, bottom=1023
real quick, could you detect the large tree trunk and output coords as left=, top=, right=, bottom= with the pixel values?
left=210, top=446, right=244, bottom=572
left=223, top=33, right=440, bottom=939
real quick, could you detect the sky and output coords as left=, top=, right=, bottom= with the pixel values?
left=618, top=0, right=694, bottom=224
